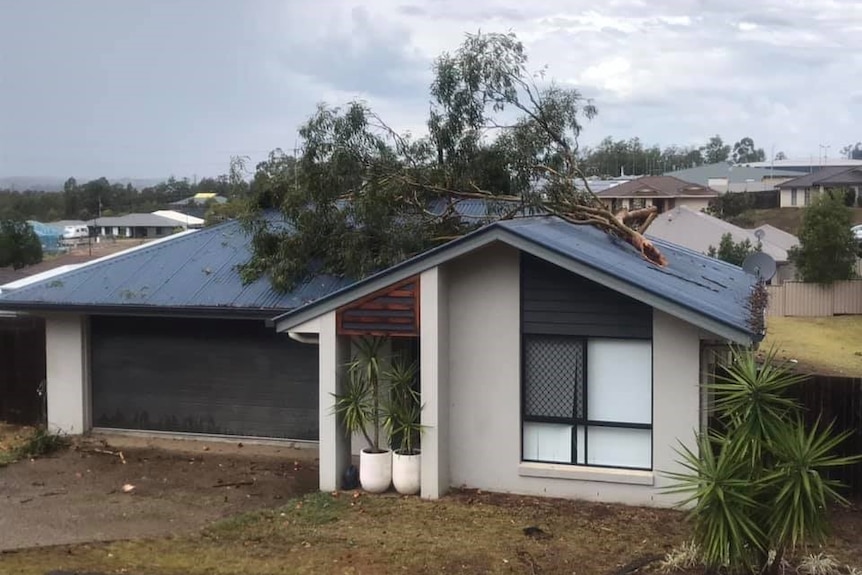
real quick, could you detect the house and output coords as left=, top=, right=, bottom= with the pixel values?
left=89, top=213, right=190, bottom=238
left=170, top=192, right=228, bottom=206
left=594, top=176, right=718, bottom=214
left=151, top=210, right=205, bottom=229
left=0, top=219, right=352, bottom=439
left=0, top=212, right=757, bottom=507
left=647, top=206, right=798, bottom=283
left=775, top=166, right=862, bottom=208
left=665, top=162, right=799, bottom=193
left=741, top=158, right=862, bottom=173
left=271, top=215, right=757, bottom=506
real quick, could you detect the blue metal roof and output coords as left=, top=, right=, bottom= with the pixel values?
left=273, top=215, right=757, bottom=342
left=497, top=217, right=755, bottom=338
left=0, top=219, right=352, bottom=316
left=1, top=212, right=756, bottom=339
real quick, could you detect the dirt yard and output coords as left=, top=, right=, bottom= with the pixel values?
left=0, top=432, right=318, bottom=551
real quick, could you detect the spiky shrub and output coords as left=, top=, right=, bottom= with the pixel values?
left=666, top=347, right=860, bottom=574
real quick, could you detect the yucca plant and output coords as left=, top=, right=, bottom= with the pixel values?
left=666, top=346, right=861, bottom=574
left=331, top=336, right=388, bottom=453
left=383, top=358, right=422, bottom=455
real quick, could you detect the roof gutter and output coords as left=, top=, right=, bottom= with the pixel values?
left=0, top=302, right=290, bottom=321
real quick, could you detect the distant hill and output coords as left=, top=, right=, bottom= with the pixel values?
left=0, top=176, right=167, bottom=192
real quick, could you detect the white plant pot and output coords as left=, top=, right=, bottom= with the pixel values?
left=359, top=449, right=392, bottom=493
left=392, top=450, right=421, bottom=495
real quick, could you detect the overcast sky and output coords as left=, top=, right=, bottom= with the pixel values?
left=1, top=0, right=860, bottom=180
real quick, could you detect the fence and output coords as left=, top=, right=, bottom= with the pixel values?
left=767, top=280, right=862, bottom=317
left=794, top=375, right=862, bottom=496
left=0, top=317, right=46, bottom=425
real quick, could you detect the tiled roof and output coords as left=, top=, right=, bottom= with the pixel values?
left=595, top=176, right=718, bottom=198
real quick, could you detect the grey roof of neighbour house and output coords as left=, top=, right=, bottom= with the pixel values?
left=274, top=215, right=758, bottom=344
left=666, top=163, right=800, bottom=186
left=0, top=219, right=353, bottom=317
left=89, top=213, right=184, bottom=228
left=751, top=224, right=799, bottom=252
left=774, top=166, right=862, bottom=188
left=594, top=176, right=718, bottom=198
left=646, top=206, right=795, bottom=263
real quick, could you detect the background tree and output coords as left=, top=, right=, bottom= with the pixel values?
left=840, top=142, right=862, bottom=160
left=701, top=134, right=731, bottom=164
left=0, top=219, right=43, bottom=269
left=774, top=150, right=787, bottom=161
left=731, top=137, right=766, bottom=163
left=788, top=192, right=857, bottom=284
left=241, top=32, right=665, bottom=292
left=706, top=232, right=760, bottom=266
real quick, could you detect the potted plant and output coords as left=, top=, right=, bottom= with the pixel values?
left=384, top=358, right=423, bottom=495
left=332, top=336, right=391, bottom=493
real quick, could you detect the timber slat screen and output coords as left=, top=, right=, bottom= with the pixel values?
left=336, top=277, right=419, bottom=337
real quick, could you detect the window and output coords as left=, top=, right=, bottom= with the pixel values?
left=790, top=188, right=797, bottom=206
left=629, top=198, right=646, bottom=209
left=804, top=188, right=811, bottom=206
left=522, top=336, right=652, bottom=470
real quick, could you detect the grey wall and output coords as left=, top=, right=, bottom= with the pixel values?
left=443, top=243, right=705, bottom=507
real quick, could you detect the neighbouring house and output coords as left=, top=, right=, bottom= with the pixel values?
left=665, top=162, right=799, bottom=193
left=741, top=158, right=862, bottom=173
left=0, top=220, right=351, bottom=440
left=647, top=206, right=798, bottom=283
left=775, top=166, right=862, bottom=208
left=88, top=213, right=191, bottom=238
left=151, top=210, right=206, bottom=229
left=0, top=212, right=758, bottom=507
left=169, top=193, right=228, bottom=219
left=272, top=216, right=757, bottom=506
left=594, top=175, right=718, bottom=214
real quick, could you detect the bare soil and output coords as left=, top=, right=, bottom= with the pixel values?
left=1, top=488, right=860, bottom=575
left=0, top=432, right=318, bottom=551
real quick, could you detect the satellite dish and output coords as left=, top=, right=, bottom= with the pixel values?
left=742, top=252, right=777, bottom=281
left=754, top=228, right=765, bottom=241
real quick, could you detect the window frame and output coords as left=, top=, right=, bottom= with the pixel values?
left=519, top=333, right=654, bottom=471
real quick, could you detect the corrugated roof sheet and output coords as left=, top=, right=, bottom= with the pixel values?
left=89, top=213, right=183, bottom=228
left=498, top=217, right=755, bottom=336
left=0, top=219, right=352, bottom=315
left=273, top=215, right=756, bottom=341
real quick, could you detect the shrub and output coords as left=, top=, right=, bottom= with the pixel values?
left=666, top=347, right=861, bottom=574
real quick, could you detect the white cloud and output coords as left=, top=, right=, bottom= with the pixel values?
left=1, top=0, right=860, bottom=177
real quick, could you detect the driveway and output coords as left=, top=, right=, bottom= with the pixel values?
left=0, top=434, right=318, bottom=551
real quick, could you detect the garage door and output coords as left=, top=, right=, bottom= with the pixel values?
left=90, top=316, right=318, bottom=440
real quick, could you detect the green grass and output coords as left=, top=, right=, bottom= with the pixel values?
left=0, top=425, right=69, bottom=467
left=763, top=316, right=862, bottom=377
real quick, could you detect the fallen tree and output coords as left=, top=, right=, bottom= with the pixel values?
left=241, top=32, right=665, bottom=292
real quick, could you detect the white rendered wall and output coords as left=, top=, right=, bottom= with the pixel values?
left=45, top=314, right=90, bottom=434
